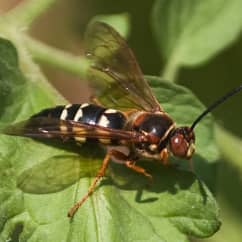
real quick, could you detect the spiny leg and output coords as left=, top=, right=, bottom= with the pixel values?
left=68, top=150, right=112, bottom=218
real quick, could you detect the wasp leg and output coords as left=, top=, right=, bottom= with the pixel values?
left=110, top=150, right=152, bottom=179
left=90, top=95, right=103, bottom=106
left=68, top=149, right=132, bottom=217
left=68, top=150, right=114, bottom=217
left=125, top=160, right=152, bottom=180
left=160, top=148, right=169, bottom=165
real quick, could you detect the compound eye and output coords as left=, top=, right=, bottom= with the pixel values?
left=169, top=133, right=189, bottom=158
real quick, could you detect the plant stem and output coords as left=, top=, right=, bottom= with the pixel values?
left=26, top=36, right=91, bottom=78
left=161, top=57, right=180, bottom=82
left=5, top=0, right=57, bottom=27
left=215, top=125, right=242, bottom=170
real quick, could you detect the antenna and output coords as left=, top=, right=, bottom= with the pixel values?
left=190, top=84, right=242, bottom=130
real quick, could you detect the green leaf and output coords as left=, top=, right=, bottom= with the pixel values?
left=151, top=0, right=242, bottom=69
left=209, top=126, right=242, bottom=242
left=0, top=38, right=220, bottom=241
left=90, top=13, right=131, bottom=38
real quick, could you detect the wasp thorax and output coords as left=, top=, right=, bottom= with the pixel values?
left=133, top=113, right=175, bottom=154
left=169, top=127, right=195, bottom=159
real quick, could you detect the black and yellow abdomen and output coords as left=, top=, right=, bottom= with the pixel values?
left=31, top=103, right=127, bottom=144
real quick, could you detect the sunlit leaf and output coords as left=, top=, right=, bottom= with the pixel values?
left=152, top=0, right=242, bottom=67
left=0, top=38, right=220, bottom=241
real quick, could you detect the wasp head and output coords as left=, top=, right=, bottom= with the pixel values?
left=168, top=127, right=195, bottom=159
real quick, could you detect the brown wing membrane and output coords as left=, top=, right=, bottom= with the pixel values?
left=3, top=117, right=143, bottom=143
left=85, top=21, right=161, bottom=112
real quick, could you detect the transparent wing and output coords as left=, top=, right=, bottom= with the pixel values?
left=3, top=117, right=142, bottom=143
left=85, top=21, right=161, bottom=112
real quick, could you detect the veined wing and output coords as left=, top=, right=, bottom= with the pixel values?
left=3, top=117, right=143, bottom=143
left=85, top=21, right=161, bottom=112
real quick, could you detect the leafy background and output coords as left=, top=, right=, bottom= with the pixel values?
left=0, top=0, right=242, bottom=241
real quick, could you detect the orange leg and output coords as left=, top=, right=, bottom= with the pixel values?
left=111, top=150, right=152, bottom=179
left=68, top=150, right=152, bottom=217
left=160, top=148, right=169, bottom=165
left=125, top=160, right=152, bottom=180
left=68, top=150, right=112, bottom=217
left=90, top=95, right=103, bottom=106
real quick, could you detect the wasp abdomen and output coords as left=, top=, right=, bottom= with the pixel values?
left=32, top=103, right=127, bottom=144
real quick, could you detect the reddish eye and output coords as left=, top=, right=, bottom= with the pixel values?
left=169, top=134, right=189, bottom=158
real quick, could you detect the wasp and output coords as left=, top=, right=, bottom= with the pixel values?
left=3, top=22, right=242, bottom=217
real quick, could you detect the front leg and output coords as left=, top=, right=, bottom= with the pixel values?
left=110, top=149, right=152, bottom=179
left=160, top=148, right=169, bottom=165
left=125, top=160, right=152, bottom=180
